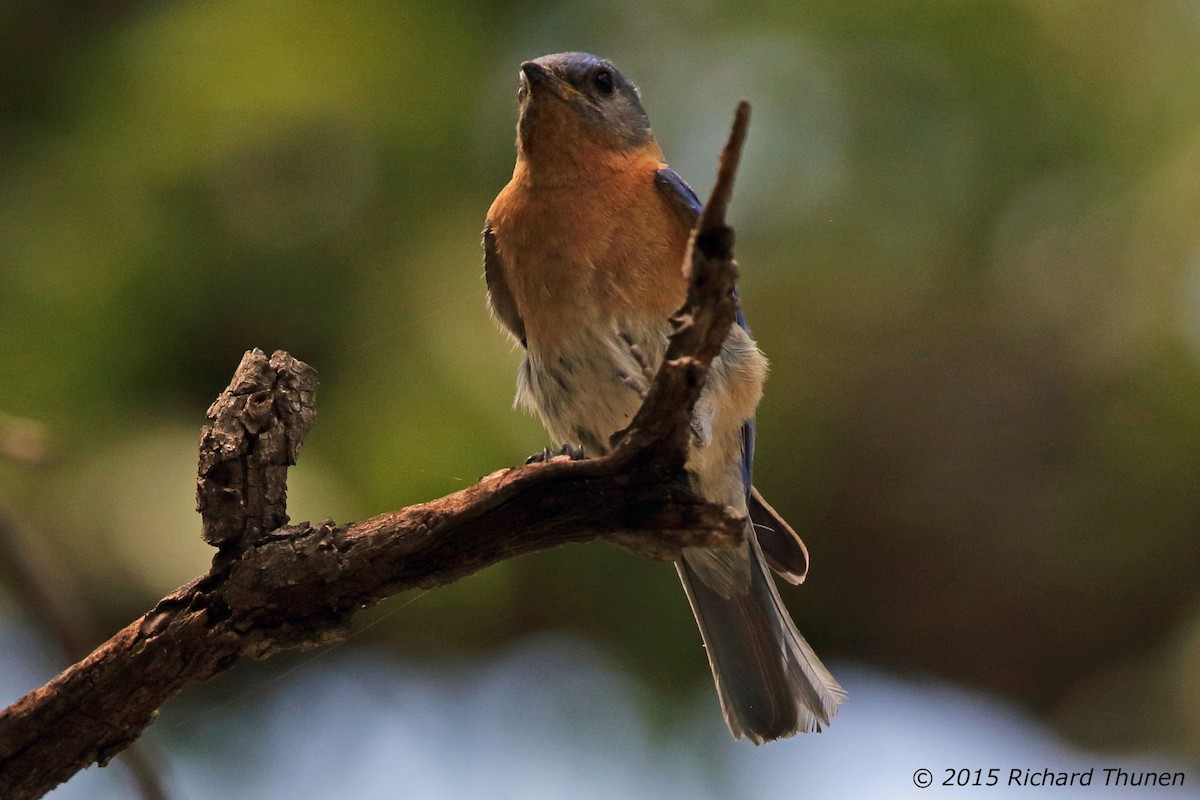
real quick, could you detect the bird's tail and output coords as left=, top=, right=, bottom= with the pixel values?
left=676, top=536, right=845, bottom=743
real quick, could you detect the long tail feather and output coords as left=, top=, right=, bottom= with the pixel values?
left=676, top=535, right=845, bottom=743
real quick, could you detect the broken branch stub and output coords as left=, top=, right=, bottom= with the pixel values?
left=196, top=349, right=317, bottom=549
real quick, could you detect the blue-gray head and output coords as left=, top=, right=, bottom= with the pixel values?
left=515, top=52, right=655, bottom=157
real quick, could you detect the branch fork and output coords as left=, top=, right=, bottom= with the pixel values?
left=0, top=102, right=753, bottom=800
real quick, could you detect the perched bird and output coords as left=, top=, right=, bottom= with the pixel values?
left=483, top=52, right=844, bottom=743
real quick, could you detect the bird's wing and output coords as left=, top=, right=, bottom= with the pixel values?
left=749, top=487, right=810, bottom=584
left=483, top=224, right=526, bottom=348
left=654, top=166, right=703, bottom=227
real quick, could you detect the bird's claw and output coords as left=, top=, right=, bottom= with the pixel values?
left=618, top=331, right=657, bottom=399
left=525, top=443, right=587, bottom=464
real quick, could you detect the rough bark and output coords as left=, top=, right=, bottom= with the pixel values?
left=197, top=349, right=317, bottom=550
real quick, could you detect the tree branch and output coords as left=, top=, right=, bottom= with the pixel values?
left=0, top=511, right=171, bottom=800
left=0, top=102, right=752, bottom=800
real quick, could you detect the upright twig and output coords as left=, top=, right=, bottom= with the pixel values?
left=615, top=100, right=750, bottom=459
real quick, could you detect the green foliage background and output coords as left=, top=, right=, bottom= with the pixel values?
left=3, top=0, right=1200, bottom=762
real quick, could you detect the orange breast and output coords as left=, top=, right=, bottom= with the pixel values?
left=487, top=152, right=689, bottom=349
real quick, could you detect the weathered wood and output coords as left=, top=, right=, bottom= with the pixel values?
left=197, top=349, right=317, bottom=550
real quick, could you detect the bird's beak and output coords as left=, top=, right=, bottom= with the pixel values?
left=520, top=61, right=573, bottom=102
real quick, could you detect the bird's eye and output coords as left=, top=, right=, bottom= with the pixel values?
left=517, top=84, right=528, bottom=102
left=593, top=68, right=615, bottom=96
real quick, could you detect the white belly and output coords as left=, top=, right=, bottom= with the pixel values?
left=514, top=314, right=768, bottom=513
left=515, top=316, right=668, bottom=455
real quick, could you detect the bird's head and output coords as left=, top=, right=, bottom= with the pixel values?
left=514, top=52, right=657, bottom=167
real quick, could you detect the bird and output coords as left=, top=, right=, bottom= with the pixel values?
left=482, top=51, right=844, bottom=743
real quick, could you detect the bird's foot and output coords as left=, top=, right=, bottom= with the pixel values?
left=618, top=331, right=657, bottom=399
left=525, top=443, right=587, bottom=464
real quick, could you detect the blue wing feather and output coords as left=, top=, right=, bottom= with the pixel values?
left=654, top=167, right=755, bottom=498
